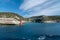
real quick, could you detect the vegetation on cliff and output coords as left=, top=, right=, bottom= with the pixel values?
left=29, top=15, right=60, bottom=22
left=0, top=12, right=24, bottom=20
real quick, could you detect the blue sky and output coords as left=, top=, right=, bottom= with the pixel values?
left=0, top=0, right=60, bottom=18
left=0, top=0, right=23, bottom=16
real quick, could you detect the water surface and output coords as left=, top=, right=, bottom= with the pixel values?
left=0, top=22, right=60, bottom=40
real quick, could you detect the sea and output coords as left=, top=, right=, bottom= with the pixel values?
left=0, top=22, right=60, bottom=40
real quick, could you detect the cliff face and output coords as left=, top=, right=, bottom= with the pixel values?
left=0, top=12, right=24, bottom=20
left=29, top=16, right=60, bottom=22
left=43, top=16, right=60, bottom=21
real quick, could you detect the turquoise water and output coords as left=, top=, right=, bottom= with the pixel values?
left=0, top=22, right=60, bottom=40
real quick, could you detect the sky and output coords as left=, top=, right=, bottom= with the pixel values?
left=0, top=0, right=60, bottom=18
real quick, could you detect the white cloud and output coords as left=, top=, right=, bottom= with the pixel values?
left=23, top=3, right=60, bottom=17
left=19, top=0, right=60, bottom=17
left=19, top=0, right=47, bottom=10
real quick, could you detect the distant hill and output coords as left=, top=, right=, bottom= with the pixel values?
left=29, top=15, right=60, bottom=22
left=0, top=12, right=24, bottom=20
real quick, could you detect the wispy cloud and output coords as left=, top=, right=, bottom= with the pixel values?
left=19, top=0, right=60, bottom=17
left=19, top=0, right=47, bottom=10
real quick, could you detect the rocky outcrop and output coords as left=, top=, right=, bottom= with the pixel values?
left=29, top=16, right=60, bottom=23
left=0, top=12, right=25, bottom=24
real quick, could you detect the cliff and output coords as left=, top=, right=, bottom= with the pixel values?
left=0, top=12, right=24, bottom=20
left=29, top=16, right=60, bottom=23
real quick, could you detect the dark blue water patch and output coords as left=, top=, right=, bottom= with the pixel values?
left=0, top=25, right=23, bottom=39
left=44, top=23, right=60, bottom=36
left=0, top=23, right=60, bottom=40
left=21, top=23, right=46, bottom=38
